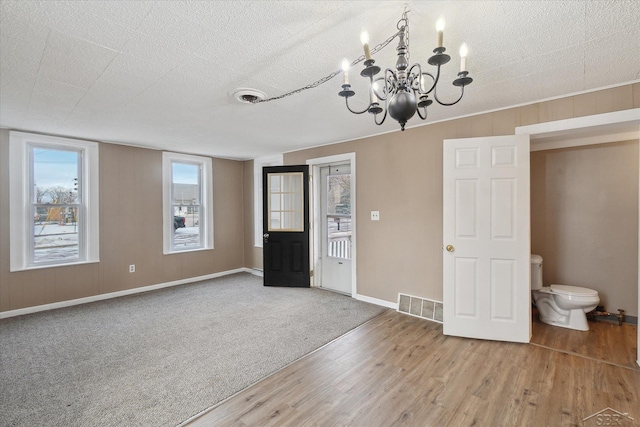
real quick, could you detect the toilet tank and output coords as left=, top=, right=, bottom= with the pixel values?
left=530, top=254, right=543, bottom=290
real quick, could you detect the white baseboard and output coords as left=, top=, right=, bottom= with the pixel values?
left=0, top=267, right=252, bottom=319
left=355, top=293, right=398, bottom=310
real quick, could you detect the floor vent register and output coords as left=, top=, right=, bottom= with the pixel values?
left=397, top=293, right=443, bottom=323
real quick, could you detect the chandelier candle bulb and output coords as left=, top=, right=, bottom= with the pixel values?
left=341, top=59, right=350, bottom=85
left=436, top=17, right=445, bottom=48
left=361, top=30, right=372, bottom=60
left=459, top=43, right=468, bottom=72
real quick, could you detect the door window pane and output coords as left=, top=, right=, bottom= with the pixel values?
left=267, top=172, right=304, bottom=232
left=326, top=173, right=351, bottom=259
left=327, top=174, right=351, bottom=215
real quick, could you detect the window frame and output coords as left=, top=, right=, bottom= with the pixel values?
left=162, top=152, right=213, bottom=254
left=9, top=131, right=100, bottom=271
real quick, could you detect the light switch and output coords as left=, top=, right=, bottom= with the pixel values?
left=371, top=211, right=380, bottom=221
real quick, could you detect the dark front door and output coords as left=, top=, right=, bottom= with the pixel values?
left=263, top=165, right=310, bottom=287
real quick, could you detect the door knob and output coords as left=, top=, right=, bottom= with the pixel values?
left=446, top=244, right=455, bottom=252
left=263, top=233, right=269, bottom=242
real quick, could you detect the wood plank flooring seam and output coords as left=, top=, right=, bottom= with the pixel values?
left=529, top=341, right=640, bottom=371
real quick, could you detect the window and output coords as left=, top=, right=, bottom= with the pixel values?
left=325, top=166, right=352, bottom=259
left=9, top=131, right=99, bottom=271
left=253, top=154, right=283, bottom=247
left=267, top=172, right=304, bottom=231
left=162, top=152, right=213, bottom=253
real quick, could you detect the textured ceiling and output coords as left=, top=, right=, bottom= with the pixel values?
left=1, top=0, right=639, bottom=160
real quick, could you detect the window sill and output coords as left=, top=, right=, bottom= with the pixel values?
left=163, top=246, right=214, bottom=255
left=11, top=259, right=100, bottom=273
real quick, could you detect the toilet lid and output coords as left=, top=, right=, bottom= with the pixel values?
left=550, top=284, right=598, bottom=296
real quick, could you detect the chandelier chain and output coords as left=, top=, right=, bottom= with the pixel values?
left=399, top=8, right=410, bottom=61
left=253, top=31, right=401, bottom=103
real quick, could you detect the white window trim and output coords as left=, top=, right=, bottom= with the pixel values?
left=254, top=154, right=283, bottom=247
left=9, top=131, right=100, bottom=271
left=162, top=152, right=213, bottom=254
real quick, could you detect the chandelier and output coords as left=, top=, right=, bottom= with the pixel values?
left=338, top=9, right=473, bottom=131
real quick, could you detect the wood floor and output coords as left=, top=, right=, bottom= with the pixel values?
left=187, top=310, right=640, bottom=427
left=531, top=312, right=639, bottom=369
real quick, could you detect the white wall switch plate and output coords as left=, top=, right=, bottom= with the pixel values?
left=371, top=211, right=380, bottom=221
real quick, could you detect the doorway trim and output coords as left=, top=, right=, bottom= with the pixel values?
left=515, top=108, right=640, bottom=367
left=307, top=153, right=357, bottom=298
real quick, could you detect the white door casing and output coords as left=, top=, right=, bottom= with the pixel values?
left=443, top=135, right=531, bottom=343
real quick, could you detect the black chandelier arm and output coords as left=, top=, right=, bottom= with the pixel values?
left=373, top=108, right=388, bottom=126
left=416, top=104, right=428, bottom=120
left=344, top=96, right=371, bottom=114
left=433, top=84, right=466, bottom=107
left=419, top=66, right=442, bottom=95
left=383, top=68, right=399, bottom=98
left=407, top=63, right=424, bottom=92
left=372, top=76, right=389, bottom=100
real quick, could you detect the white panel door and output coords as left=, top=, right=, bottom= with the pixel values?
left=443, top=135, right=531, bottom=343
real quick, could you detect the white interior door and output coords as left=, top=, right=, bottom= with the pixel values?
left=320, top=164, right=352, bottom=294
left=443, top=135, right=531, bottom=343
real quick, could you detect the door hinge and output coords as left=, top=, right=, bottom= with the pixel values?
left=310, top=270, right=314, bottom=277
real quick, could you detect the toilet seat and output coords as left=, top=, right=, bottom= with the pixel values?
left=550, top=284, right=598, bottom=297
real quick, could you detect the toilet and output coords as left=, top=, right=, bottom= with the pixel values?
left=530, top=254, right=600, bottom=331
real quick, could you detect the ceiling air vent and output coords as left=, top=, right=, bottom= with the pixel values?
left=232, top=88, right=266, bottom=104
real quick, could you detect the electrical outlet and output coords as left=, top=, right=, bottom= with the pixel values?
left=371, top=211, right=380, bottom=221
left=129, top=264, right=135, bottom=273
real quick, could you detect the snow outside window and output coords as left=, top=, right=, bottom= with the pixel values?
left=9, top=132, right=99, bottom=271
left=162, top=152, right=213, bottom=254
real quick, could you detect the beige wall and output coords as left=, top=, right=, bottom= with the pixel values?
left=246, top=83, right=640, bottom=312
left=0, top=132, right=245, bottom=312
left=531, top=141, right=639, bottom=315
left=243, top=160, right=263, bottom=270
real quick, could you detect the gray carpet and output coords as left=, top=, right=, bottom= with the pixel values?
left=0, top=273, right=387, bottom=426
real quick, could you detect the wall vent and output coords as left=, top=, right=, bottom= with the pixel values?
left=397, top=293, right=443, bottom=323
